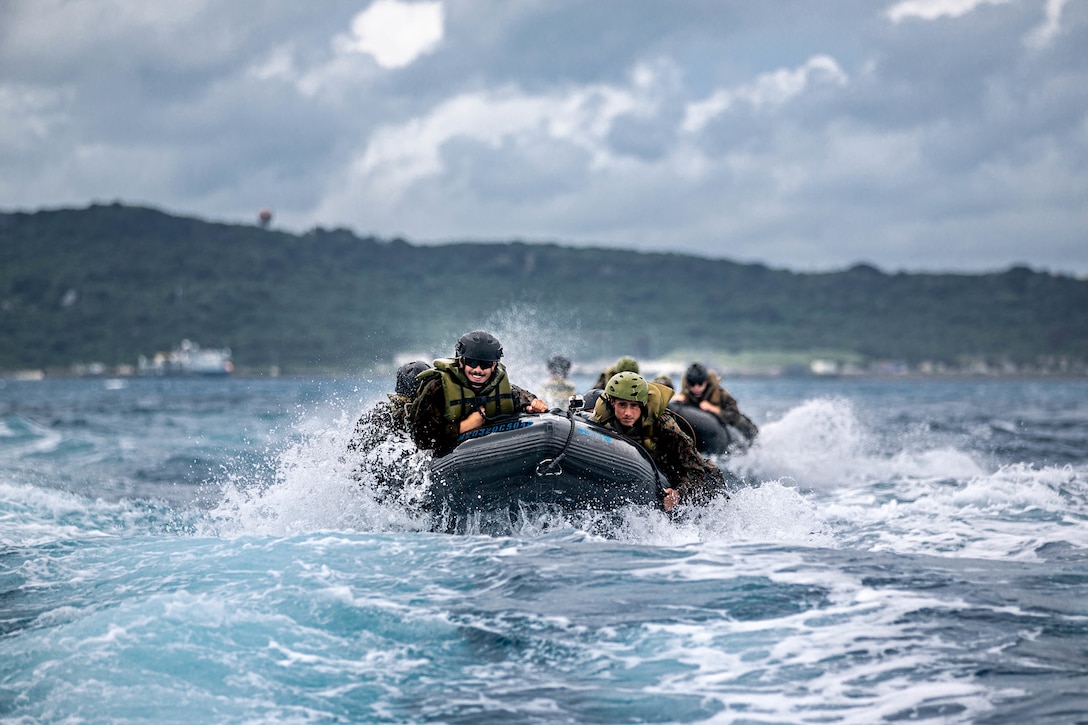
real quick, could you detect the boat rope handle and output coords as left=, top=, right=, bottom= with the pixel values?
left=535, top=408, right=580, bottom=477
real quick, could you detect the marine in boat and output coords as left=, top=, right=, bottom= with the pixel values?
left=667, top=363, right=758, bottom=455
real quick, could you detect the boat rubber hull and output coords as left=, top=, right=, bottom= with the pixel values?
left=428, top=413, right=665, bottom=529
left=667, top=401, right=735, bottom=454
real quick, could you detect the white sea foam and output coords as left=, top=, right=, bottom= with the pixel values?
left=817, top=458, right=1084, bottom=560
left=718, top=397, right=1088, bottom=561
left=5, top=377, right=1087, bottom=725
left=617, top=543, right=1005, bottom=723
left=197, top=389, right=1087, bottom=566
left=0, top=414, right=64, bottom=455
left=0, top=481, right=147, bottom=548
left=199, top=395, right=432, bottom=538
left=199, top=390, right=839, bottom=546
left=733, top=396, right=985, bottom=488
left=478, top=303, right=586, bottom=387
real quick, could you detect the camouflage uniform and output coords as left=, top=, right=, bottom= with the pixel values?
left=593, top=399, right=726, bottom=506
left=348, top=393, right=411, bottom=452
left=347, top=393, right=418, bottom=501
left=346, top=360, right=431, bottom=502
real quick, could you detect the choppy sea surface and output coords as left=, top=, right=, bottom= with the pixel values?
left=1, top=374, right=1086, bottom=724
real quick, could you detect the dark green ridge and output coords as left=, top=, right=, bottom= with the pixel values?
left=2, top=203, right=1085, bottom=375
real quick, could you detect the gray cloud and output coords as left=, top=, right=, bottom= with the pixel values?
left=1, top=0, right=1085, bottom=275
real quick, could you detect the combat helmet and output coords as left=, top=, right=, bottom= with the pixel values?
left=614, top=356, right=639, bottom=374
left=395, top=360, right=430, bottom=397
left=455, top=331, right=503, bottom=362
left=547, top=354, right=571, bottom=376
left=604, top=371, right=649, bottom=405
left=685, top=363, right=709, bottom=386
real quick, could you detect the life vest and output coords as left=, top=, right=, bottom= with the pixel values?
left=425, top=358, right=517, bottom=422
left=592, top=381, right=672, bottom=451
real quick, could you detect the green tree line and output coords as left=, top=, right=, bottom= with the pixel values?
left=2, top=203, right=1085, bottom=374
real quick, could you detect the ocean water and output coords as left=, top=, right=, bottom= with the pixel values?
left=1, top=375, right=1086, bottom=723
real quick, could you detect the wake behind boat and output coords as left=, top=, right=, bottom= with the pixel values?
left=427, top=407, right=668, bottom=532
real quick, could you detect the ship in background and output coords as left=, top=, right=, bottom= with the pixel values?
left=138, top=339, right=233, bottom=376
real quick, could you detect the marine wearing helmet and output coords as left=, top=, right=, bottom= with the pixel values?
left=540, top=354, right=577, bottom=410
left=350, top=359, right=431, bottom=455
left=395, top=360, right=431, bottom=398
left=546, top=354, right=571, bottom=377
left=591, top=372, right=725, bottom=511
left=408, top=330, right=548, bottom=454
left=672, top=362, right=759, bottom=442
left=591, top=355, right=640, bottom=390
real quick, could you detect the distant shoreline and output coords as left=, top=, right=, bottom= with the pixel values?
left=4, top=367, right=1086, bottom=382
left=4, top=204, right=1085, bottom=376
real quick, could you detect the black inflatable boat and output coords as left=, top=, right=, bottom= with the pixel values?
left=667, top=401, right=739, bottom=455
left=427, top=409, right=668, bottom=531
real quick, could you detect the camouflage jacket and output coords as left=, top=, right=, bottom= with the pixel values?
left=347, top=393, right=410, bottom=452
left=595, top=407, right=726, bottom=505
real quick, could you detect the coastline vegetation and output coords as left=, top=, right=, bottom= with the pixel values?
left=2, top=203, right=1086, bottom=377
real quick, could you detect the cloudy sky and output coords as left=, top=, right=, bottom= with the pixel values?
left=2, top=0, right=1085, bottom=275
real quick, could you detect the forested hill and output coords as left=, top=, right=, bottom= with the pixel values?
left=2, top=203, right=1086, bottom=375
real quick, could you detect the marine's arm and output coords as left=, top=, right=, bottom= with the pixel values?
left=512, top=384, right=549, bottom=413
left=655, top=411, right=726, bottom=505
left=347, top=400, right=394, bottom=452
